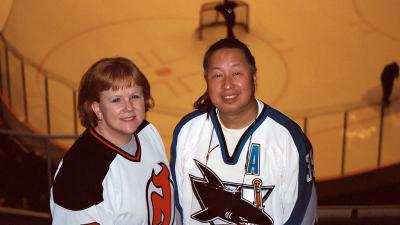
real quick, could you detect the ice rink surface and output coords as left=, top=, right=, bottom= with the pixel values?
left=2, top=0, right=400, bottom=179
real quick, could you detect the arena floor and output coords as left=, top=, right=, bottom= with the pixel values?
left=1, top=0, right=400, bottom=180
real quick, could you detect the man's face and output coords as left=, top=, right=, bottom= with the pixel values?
left=206, top=48, right=256, bottom=117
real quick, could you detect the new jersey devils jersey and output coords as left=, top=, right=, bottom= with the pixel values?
left=171, top=101, right=317, bottom=225
left=50, top=121, right=175, bottom=225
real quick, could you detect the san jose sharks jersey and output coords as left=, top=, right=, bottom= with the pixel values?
left=170, top=100, right=317, bottom=225
left=50, top=121, right=176, bottom=225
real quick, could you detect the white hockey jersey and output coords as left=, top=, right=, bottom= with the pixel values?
left=50, top=121, right=176, bottom=225
left=170, top=101, right=317, bottom=225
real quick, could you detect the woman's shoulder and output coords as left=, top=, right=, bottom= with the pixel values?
left=52, top=129, right=117, bottom=210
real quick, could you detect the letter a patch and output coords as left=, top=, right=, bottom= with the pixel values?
left=246, top=143, right=260, bottom=175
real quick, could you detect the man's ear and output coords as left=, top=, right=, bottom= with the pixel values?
left=253, top=73, right=257, bottom=87
left=91, top=101, right=102, bottom=120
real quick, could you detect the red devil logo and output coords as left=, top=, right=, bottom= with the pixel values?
left=147, top=162, right=174, bottom=225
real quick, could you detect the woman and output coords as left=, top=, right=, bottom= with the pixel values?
left=50, top=57, right=175, bottom=225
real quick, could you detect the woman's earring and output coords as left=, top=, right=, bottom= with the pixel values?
left=97, top=112, right=103, bottom=121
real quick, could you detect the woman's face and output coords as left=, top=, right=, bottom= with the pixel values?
left=91, top=83, right=145, bottom=146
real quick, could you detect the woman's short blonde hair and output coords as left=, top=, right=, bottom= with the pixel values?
left=77, top=57, right=154, bottom=129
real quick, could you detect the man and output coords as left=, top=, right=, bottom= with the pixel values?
left=215, top=0, right=238, bottom=39
left=380, top=62, right=399, bottom=107
left=171, top=38, right=317, bottom=225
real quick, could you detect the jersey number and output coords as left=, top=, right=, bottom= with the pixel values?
left=306, top=150, right=315, bottom=182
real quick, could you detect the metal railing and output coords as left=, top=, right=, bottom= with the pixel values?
left=0, top=34, right=79, bottom=137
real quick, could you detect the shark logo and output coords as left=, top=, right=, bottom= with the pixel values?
left=189, top=160, right=274, bottom=225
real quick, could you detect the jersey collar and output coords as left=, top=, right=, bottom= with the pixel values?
left=210, top=100, right=268, bottom=164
